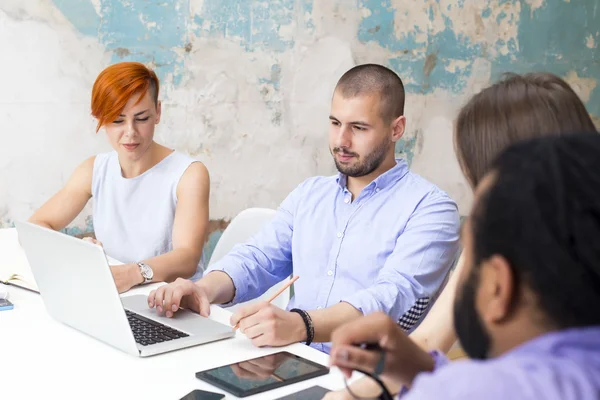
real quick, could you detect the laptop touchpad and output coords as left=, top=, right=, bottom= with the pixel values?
left=121, top=294, right=214, bottom=332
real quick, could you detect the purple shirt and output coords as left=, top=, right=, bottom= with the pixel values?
left=402, top=326, right=600, bottom=399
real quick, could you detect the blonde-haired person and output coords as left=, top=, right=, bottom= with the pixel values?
left=29, top=62, right=209, bottom=293
left=325, top=72, right=598, bottom=399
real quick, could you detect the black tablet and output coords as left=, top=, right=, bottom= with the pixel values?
left=195, top=352, right=330, bottom=398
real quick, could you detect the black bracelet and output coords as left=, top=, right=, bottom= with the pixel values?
left=290, top=308, right=315, bottom=346
left=305, top=311, right=314, bottom=345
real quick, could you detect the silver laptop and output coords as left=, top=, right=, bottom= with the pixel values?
left=15, top=221, right=234, bottom=357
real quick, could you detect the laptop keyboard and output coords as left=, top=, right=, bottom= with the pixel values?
left=125, top=309, right=189, bottom=346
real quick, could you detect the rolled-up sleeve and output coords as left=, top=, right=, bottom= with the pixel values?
left=205, top=182, right=305, bottom=305
left=341, top=191, right=460, bottom=327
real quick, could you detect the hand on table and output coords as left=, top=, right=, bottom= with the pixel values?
left=109, top=264, right=143, bottom=293
left=81, top=238, right=144, bottom=293
left=147, top=278, right=211, bottom=317
left=82, top=237, right=103, bottom=247
left=231, top=302, right=306, bottom=347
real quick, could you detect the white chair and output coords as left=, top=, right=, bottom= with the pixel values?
left=208, top=208, right=291, bottom=312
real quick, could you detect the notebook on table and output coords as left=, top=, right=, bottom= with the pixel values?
left=0, top=228, right=39, bottom=292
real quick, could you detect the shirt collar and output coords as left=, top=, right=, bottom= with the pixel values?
left=336, top=159, right=409, bottom=191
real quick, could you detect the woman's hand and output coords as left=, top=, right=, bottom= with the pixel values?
left=110, top=263, right=143, bottom=293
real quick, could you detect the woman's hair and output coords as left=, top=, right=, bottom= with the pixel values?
left=455, top=72, right=597, bottom=187
left=91, top=62, right=159, bottom=132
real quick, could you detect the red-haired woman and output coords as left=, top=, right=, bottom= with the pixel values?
left=29, top=62, right=209, bottom=293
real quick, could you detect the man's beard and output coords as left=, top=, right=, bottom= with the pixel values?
left=453, top=268, right=492, bottom=359
left=332, top=139, right=390, bottom=177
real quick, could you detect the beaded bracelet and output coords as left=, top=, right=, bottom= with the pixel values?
left=290, top=308, right=315, bottom=346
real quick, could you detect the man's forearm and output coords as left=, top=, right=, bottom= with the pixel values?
left=308, top=302, right=363, bottom=343
left=197, top=271, right=237, bottom=305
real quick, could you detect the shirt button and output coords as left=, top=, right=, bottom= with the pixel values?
left=327, top=270, right=333, bottom=276
left=317, top=306, right=322, bottom=310
left=344, top=197, right=350, bottom=203
left=336, top=232, right=343, bottom=238
left=376, top=188, right=380, bottom=192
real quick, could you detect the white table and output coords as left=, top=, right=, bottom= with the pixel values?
left=0, top=229, right=347, bottom=400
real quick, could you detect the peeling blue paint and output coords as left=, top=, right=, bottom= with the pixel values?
left=490, top=0, right=600, bottom=117
left=193, top=0, right=296, bottom=52
left=395, top=135, right=418, bottom=166
left=358, top=0, right=398, bottom=50
left=258, top=64, right=282, bottom=91
left=98, top=0, right=189, bottom=85
left=52, top=0, right=100, bottom=37
left=0, top=218, right=14, bottom=229
left=496, top=11, right=508, bottom=24
left=61, top=215, right=94, bottom=237
left=51, top=0, right=600, bottom=147
left=428, top=4, right=435, bottom=23
left=52, top=0, right=189, bottom=85
left=303, top=0, right=315, bottom=31
left=357, top=0, right=599, bottom=120
left=359, top=0, right=481, bottom=95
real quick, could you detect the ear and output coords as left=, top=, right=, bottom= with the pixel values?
left=155, top=100, right=162, bottom=124
left=478, top=255, right=516, bottom=324
left=391, top=115, right=406, bottom=142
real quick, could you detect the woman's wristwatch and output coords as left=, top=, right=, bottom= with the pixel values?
left=137, top=262, right=154, bottom=284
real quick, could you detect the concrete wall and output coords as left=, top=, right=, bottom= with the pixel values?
left=1, top=0, right=599, bottom=259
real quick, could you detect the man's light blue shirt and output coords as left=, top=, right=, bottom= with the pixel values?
left=206, top=159, right=460, bottom=353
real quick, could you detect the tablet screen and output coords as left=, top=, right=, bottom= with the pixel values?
left=196, top=352, right=329, bottom=398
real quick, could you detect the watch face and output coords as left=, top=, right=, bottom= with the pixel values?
left=140, top=263, right=153, bottom=279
